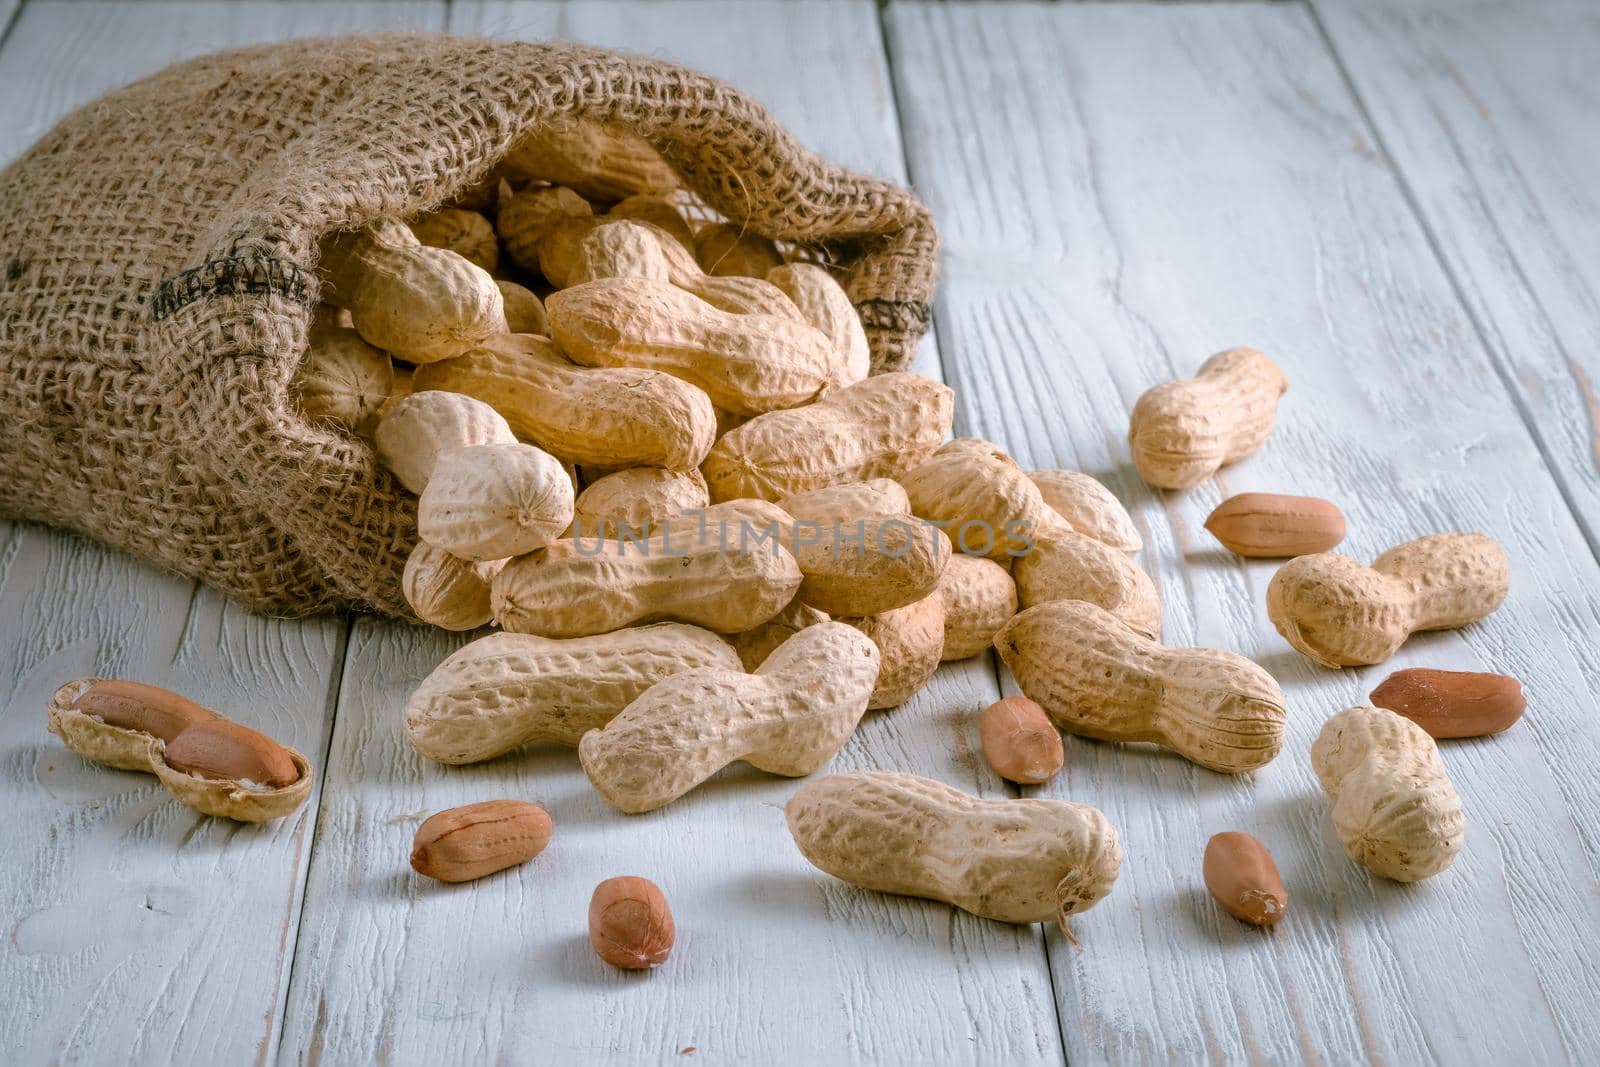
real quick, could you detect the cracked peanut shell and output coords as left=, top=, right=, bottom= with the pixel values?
left=47, top=679, right=311, bottom=822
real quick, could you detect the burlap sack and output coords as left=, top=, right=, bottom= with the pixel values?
left=0, top=34, right=937, bottom=618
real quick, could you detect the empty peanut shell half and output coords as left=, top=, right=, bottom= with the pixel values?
left=1369, top=668, right=1525, bottom=739
left=47, top=677, right=312, bottom=822
left=1204, top=493, right=1345, bottom=557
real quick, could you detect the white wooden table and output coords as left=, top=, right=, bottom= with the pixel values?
left=3, top=1, right=1598, bottom=1063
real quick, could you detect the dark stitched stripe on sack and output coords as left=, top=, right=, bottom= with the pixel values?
left=151, top=255, right=313, bottom=320
left=855, top=298, right=931, bottom=332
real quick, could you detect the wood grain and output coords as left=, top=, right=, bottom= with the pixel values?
left=887, top=1, right=1600, bottom=1062
left=0, top=3, right=441, bottom=1065
left=279, top=4, right=1050, bottom=1065
left=11, top=0, right=1597, bottom=1061
left=1314, top=0, right=1600, bottom=563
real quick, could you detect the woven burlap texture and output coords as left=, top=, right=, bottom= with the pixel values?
left=0, top=34, right=937, bottom=618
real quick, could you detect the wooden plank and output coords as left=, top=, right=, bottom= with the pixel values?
left=279, top=3, right=1055, bottom=1065
left=1313, top=0, right=1600, bottom=565
left=887, top=1, right=1600, bottom=1063
left=0, top=3, right=442, bottom=1065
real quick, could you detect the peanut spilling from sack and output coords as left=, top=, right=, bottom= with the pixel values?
left=937, top=554, right=1017, bottom=661
left=845, top=594, right=946, bottom=710
left=1267, top=533, right=1510, bottom=667
left=547, top=277, right=835, bottom=415
left=414, top=334, right=716, bottom=472
left=702, top=373, right=954, bottom=502
left=500, top=120, right=679, bottom=203
left=778, top=479, right=910, bottom=525
left=578, top=622, right=881, bottom=813
left=694, top=222, right=784, bottom=278
left=903, top=438, right=1161, bottom=634
left=730, top=599, right=829, bottom=672
left=410, top=207, right=499, bottom=273
left=406, top=625, right=742, bottom=764
left=570, top=467, right=710, bottom=540
left=402, top=544, right=500, bottom=631
left=375, top=390, right=515, bottom=494
left=283, top=138, right=1518, bottom=955
left=293, top=311, right=393, bottom=433
left=900, top=437, right=1048, bottom=561
left=418, top=442, right=575, bottom=561
left=563, top=218, right=804, bottom=321
left=1028, top=469, right=1142, bottom=555
left=47, top=679, right=311, bottom=822
left=789, top=514, right=951, bottom=617
left=1011, top=523, right=1162, bottom=637
left=491, top=503, right=803, bottom=638
left=320, top=219, right=506, bottom=364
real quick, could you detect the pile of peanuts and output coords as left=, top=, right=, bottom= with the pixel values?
left=47, top=120, right=1524, bottom=962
